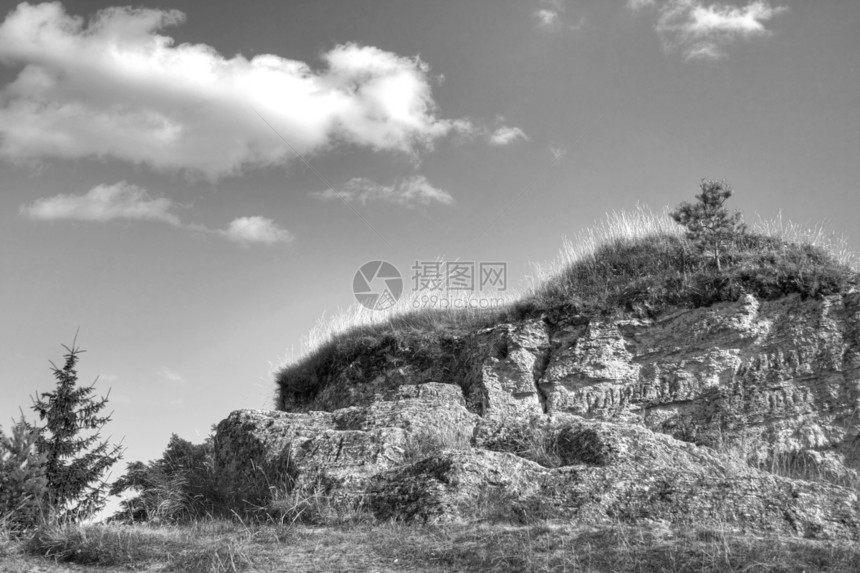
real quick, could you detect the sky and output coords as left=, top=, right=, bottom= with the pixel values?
left=1, top=0, right=859, bottom=478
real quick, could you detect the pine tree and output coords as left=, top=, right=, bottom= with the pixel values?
left=0, top=416, right=49, bottom=530
left=30, top=341, right=124, bottom=521
left=670, top=179, right=747, bottom=271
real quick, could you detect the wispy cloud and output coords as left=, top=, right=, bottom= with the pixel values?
left=536, top=9, right=560, bottom=26
left=630, top=0, right=787, bottom=60
left=534, top=0, right=584, bottom=32
left=160, top=367, right=187, bottom=386
left=218, top=216, right=294, bottom=245
left=21, top=182, right=181, bottom=225
left=0, top=3, right=474, bottom=178
left=21, top=181, right=293, bottom=245
left=549, top=144, right=568, bottom=161
left=488, top=126, right=531, bottom=146
left=628, top=0, right=657, bottom=9
left=311, top=175, right=454, bottom=207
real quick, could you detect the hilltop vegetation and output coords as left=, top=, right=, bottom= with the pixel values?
left=275, top=196, right=857, bottom=409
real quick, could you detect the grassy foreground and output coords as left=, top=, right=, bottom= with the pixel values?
left=4, top=519, right=860, bottom=573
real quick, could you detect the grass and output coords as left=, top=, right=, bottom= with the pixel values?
left=531, top=229, right=854, bottom=315
left=20, top=519, right=258, bottom=571
left=402, top=425, right=472, bottom=464
left=713, top=427, right=860, bottom=494
left=275, top=206, right=858, bottom=411
left=5, top=519, right=860, bottom=573
left=265, top=481, right=372, bottom=527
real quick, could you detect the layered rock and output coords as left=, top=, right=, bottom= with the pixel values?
left=215, top=292, right=860, bottom=537
left=370, top=418, right=859, bottom=539
left=540, top=293, right=860, bottom=470
left=273, top=293, right=860, bottom=470
left=215, top=383, right=477, bottom=506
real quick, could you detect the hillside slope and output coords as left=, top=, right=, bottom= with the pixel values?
left=217, top=229, right=860, bottom=538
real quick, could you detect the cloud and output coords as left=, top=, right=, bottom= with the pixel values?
left=488, top=126, right=530, bottom=146
left=311, top=175, right=454, bottom=207
left=0, top=3, right=472, bottom=178
left=534, top=0, right=581, bottom=31
left=536, top=9, right=560, bottom=26
left=219, top=216, right=294, bottom=245
left=628, top=0, right=657, bottom=9
left=21, top=181, right=293, bottom=245
left=631, top=0, right=787, bottom=60
left=549, top=144, right=568, bottom=161
left=160, top=367, right=187, bottom=385
left=20, top=181, right=181, bottom=224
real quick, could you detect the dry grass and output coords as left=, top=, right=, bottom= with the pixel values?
left=275, top=206, right=858, bottom=412
left=265, top=482, right=372, bottom=527
left=380, top=522, right=860, bottom=573
left=8, top=519, right=860, bottom=573
left=276, top=206, right=677, bottom=373
left=22, top=519, right=258, bottom=572
left=752, top=211, right=859, bottom=271
left=278, top=278, right=521, bottom=370
left=402, top=425, right=472, bottom=465
left=528, top=205, right=684, bottom=289
left=272, top=208, right=681, bottom=406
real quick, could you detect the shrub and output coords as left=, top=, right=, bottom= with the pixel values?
left=0, top=419, right=49, bottom=531
left=111, top=434, right=223, bottom=523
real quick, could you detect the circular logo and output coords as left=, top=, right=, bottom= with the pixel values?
left=353, top=260, right=403, bottom=310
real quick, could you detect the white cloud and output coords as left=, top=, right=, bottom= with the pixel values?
left=536, top=9, right=559, bottom=26
left=488, top=126, right=530, bottom=146
left=549, top=144, right=568, bottom=161
left=628, top=0, right=657, bottom=10
left=22, top=181, right=293, bottom=245
left=160, top=367, right=187, bottom=386
left=0, top=3, right=472, bottom=178
left=534, top=0, right=581, bottom=31
left=311, top=175, right=454, bottom=207
left=20, top=181, right=181, bottom=224
left=631, top=0, right=787, bottom=60
left=219, top=216, right=294, bottom=245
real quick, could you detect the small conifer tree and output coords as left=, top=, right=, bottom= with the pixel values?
left=670, top=179, right=747, bottom=271
left=30, top=341, right=124, bottom=521
left=0, top=417, right=49, bottom=530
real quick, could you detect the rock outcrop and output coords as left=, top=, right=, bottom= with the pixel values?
left=215, top=292, right=860, bottom=538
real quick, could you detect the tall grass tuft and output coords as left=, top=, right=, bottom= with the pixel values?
left=752, top=211, right=859, bottom=270
left=528, top=205, right=684, bottom=289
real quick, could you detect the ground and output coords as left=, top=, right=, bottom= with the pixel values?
left=4, top=521, right=860, bottom=573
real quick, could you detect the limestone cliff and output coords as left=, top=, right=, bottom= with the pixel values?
left=215, top=292, right=860, bottom=538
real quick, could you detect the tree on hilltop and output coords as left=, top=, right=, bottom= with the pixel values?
left=670, top=179, right=747, bottom=271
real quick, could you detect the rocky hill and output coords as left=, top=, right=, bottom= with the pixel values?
left=215, top=232, right=860, bottom=540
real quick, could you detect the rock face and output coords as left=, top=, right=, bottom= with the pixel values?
left=215, top=293, right=860, bottom=538
left=215, top=383, right=477, bottom=506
